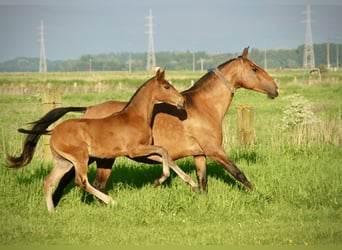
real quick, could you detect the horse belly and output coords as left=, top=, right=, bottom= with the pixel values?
left=152, top=114, right=203, bottom=160
left=89, top=121, right=152, bottom=159
left=89, top=146, right=125, bottom=159
left=88, top=130, right=130, bottom=158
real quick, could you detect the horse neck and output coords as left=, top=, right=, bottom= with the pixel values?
left=123, top=83, right=155, bottom=124
left=185, top=68, right=235, bottom=121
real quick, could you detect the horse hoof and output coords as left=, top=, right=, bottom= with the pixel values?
left=108, top=199, right=117, bottom=207
left=201, top=189, right=208, bottom=195
left=47, top=207, right=55, bottom=212
left=245, top=182, right=253, bottom=191
left=153, top=179, right=160, bottom=187
left=192, top=186, right=201, bottom=193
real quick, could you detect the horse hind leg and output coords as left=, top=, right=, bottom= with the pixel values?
left=73, top=159, right=117, bottom=207
left=52, top=167, right=75, bottom=207
left=44, top=156, right=73, bottom=212
left=51, top=157, right=113, bottom=205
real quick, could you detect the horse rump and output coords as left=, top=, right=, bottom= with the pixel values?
left=6, top=106, right=87, bottom=169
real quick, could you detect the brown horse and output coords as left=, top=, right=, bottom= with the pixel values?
left=7, top=69, right=199, bottom=211
left=13, top=47, right=278, bottom=199
left=87, top=47, right=279, bottom=193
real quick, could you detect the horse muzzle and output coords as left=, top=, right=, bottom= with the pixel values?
left=267, top=85, right=279, bottom=99
left=176, top=99, right=186, bottom=110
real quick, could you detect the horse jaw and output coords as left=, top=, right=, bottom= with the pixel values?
left=250, top=84, right=279, bottom=99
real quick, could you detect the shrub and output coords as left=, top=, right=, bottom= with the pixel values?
left=279, top=94, right=320, bottom=130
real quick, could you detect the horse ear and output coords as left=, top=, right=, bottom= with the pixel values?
left=241, top=47, right=249, bottom=59
left=155, top=68, right=161, bottom=79
left=156, top=68, right=165, bottom=80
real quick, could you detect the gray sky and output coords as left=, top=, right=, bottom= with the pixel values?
left=0, top=0, right=341, bottom=62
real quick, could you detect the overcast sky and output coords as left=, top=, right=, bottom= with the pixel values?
left=0, top=0, right=341, bottom=62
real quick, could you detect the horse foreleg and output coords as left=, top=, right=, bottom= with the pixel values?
left=194, top=155, right=208, bottom=193
left=128, top=145, right=171, bottom=186
left=167, top=158, right=200, bottom=193
left=208, top=149, right=253, bottom=190
left=144, top=154, right=199, bottom=192
left=44, top=158, right=73, bottom=212
left=92, top=158, right=115, bottom=193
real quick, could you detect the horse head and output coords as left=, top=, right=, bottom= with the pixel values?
left=226, top=47, right=279, bottom=99
left=154, top=69, right=186, bottom=109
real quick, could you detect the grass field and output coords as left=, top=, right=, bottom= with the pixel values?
left=0, top=70, right=341, bottom=246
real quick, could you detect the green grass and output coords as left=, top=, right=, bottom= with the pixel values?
left=0, top=70, right=341, bottom=246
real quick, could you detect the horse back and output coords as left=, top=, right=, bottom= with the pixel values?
left=84, top=101, right=126, bottom=119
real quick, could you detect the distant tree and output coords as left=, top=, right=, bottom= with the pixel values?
left=0, top=43, right=341, bottom=72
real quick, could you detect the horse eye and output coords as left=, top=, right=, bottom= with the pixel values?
left=164, top=84, right=170, bottom=89
left=252, top=67, right=258, bottom=72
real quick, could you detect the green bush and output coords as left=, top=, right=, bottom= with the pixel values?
left=279, top=94, right=320, bottom=130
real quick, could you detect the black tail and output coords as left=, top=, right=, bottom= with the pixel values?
left=17, top=128, right=51, bottom=135
left=6, top=106, right=87, bottom=168
left=27, top=107, right=86, bottom=130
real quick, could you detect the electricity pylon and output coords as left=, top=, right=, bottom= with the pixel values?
left=146, top=9, right=156, bottom=71
left=303, top=3, right=315, bottom=70
left=39, top=19, right=47, bottom=73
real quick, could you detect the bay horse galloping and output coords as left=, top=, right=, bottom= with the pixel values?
left=12, top=47, right=278, bottom=199
left=7, top=69, right=199, bottom=211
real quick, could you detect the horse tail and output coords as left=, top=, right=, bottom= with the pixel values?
left=6, top=131, right=47, bottom=169
left=6, top=106, right=87, bottom=169
left=28, top=107, right=87, bottom=129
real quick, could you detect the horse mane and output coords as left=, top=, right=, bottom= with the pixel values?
left=121, top=75, right=155, bottom=111
left=183, top=57, right=237, bottom=93
left=217, top=57, right=237, bottom=69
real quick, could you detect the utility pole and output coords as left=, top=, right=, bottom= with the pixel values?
left=264, top=49, right=267, bottom=70
left=326, top=39, right=331, bottom=69
left=88, top=58, right=92, bottom=73
left=200, top=58, right=204, bottom=72
left=146, top=9, right=156, bottom=71
left=128, top=51, right=132, bottom=73
left=302, top=3, right=315, bottom=70
left=192, top=51, right=196, bottom=72
left=39, top=19, right=47, bottom=73
left=337, top=44, right=339, bottom=69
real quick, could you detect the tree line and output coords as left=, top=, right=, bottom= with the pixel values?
left=0, top=43, right=340, bottom=72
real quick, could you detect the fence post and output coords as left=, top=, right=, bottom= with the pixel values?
left=236, top=105, right=254, bottom=145
left=41, top=84, right=62, bottom=161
